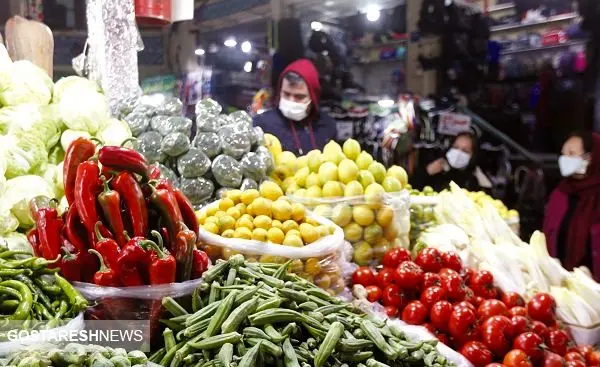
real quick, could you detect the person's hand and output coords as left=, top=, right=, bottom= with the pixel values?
left=426, top=158, right=446, bottom=176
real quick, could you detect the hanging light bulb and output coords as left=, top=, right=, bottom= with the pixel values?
left=365, top=4, right=380, bottom=22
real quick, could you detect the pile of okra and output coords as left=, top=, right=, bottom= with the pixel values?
left=0, top=246, right=87, bottom=331
left=153, top=254, right=455, bottom=367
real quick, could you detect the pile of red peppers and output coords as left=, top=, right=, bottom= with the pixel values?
left=27, top=137, right=210, bottom=286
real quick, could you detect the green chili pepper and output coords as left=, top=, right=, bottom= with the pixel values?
left=0, top=280, right=32, bottom=320
left=53, top=274, right=87, bottom=312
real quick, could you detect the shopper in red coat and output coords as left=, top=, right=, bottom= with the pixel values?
left=543, top=131, right=600, bottom=279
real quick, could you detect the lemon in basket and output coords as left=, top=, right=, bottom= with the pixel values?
left=283, top=234, right=304, bottom=247
left=376, top=206, right=394, bottom=227
left=272, top=199, right=293, bottom=221
left=291, top=203, right=306, bottom=222
left=331, top=204, right=352, bottom=227
left=344, top=222, right=363, bottom=243
left=299, top=223, right=319, bottom=244
left=241, top=189, right=260, bottom=205
left=250, top=197, right=272, bottom=217
left=344, top=181, right=364, bottom=197
left=343, top=138, right=361, bottom=160
left=322, top=181, right=343, bottom=198
left=260, top=180, right=284, bottom=201
left=267, top=227, right=285, bottom=244
left=353, top=205, right=375, bottom=226
left=253, top=215, right=272, bottom=230
left=252, top=228, right=268, bottom=241
left=282, top=220, right=299, bottom=233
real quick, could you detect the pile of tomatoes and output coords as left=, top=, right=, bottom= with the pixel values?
left=351, top=247, right=600, bottom=367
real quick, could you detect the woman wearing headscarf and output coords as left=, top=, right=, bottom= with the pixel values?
left=543, top=131, right=600, bottom=278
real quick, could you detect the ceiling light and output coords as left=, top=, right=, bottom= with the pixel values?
left=195, top=48, right=205, bottom=56
left=365, top=5, right=380, bottom=22
left=224, top=38, right=237, bottom=48
left=378, top=98, right=395, bottom=108
left=241, top=41, right=252, bottom=53
left=324, top=0, right=334, bottom=6
left=311, top=21, right=323, bottom=31
left=209, top=43, right=219, bottom=53
left=244, top=61, right=253, bottom=73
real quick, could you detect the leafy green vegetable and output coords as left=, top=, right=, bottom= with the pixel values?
left=97, top=118, right=132, bottom=147
left=0, top=60, right=53, bottom=106
left=58, top=88, right=109, bottom=134
left=0, top=133, right=48, bottom=179
left=3, top=175, right=54, bottom=228
left=60, top=129, right=92, bottom=152
left=0, top=104, right=62, bottom=150
left=52, top=76, right=100, bottom=104
left=0, top=232, right=32, bottom=253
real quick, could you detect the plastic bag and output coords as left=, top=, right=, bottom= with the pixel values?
left=252, top=126, right=265, bottom=147
left=196, top=115, right=220, bottom=133
left=158, top=96, right=183, bottom=116
left=156, top=163, right=179, bottom=187
left=197, top=203, right=350, bottom=294
left=137, top=131, right=163, bottom=163
left=154, top=116, right=192, bottom=137
left=288, top=191, right=411, bottom=267
left=221, top=131, right=251, bottom=160
left=240, top=152, right=267, bottom=182
left=195, top=98, right=222, bottom=118
left=193, top=132, right=221, bottom=158
left=211, top=155, right=243, bottom=188
left=255, top=146, right=275, bottom=174
left=124, top=112, right=149, bottom=137
left=180, top=177, right=215, bottom=205
left=229, top=110, right=253, bottom=130
left=161, top=132, right=190, bottom=157
left=177, top=148, right=211, bottom=178
left=240, top=178, right=258, bottom=190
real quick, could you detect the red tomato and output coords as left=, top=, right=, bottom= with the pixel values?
left=577, top=346, right=593, bottom=360
left=480, top=315, right=514, bottom=356
left=471, top=270, right=498, bottom=299
left=352, top=266, right=376, bottom=287
left=401, top=300, right=428, bottom=325
left=454, top=301, right=477, bottom=313
left=566, top=361, right=586, bottom=367
left=502, top=292, right=526, bottom=308
left=511, top=315, right=531, bottom=336
left=421, top=286, right=447, bottom=309
left=382, top=247, right=411, bottom=269
left=441, top=251, right=463, bottom=271
left=384, top=305, right=398, bottom=318
left=543, top=352, right=566, bottom=367
left=376, top=268, right=397, bottom=288
left=486, top=364, right=506, bottom=367
left=545, top=329, right=570, bottom=357
left=442, top=273, right=467, bottom=301
left=415, top=248, right=444, bottom=273
left=587, top=351, right=600, bottom=365
left=395, top=261, right=424, bottom=290
left=381, top=284, right=404, bottom=307
left=449, top=305, right=478, bottom=339
left=430, top=300, right=453, bottom=332
left=437, top=333, right=450, bottom=345
left=530, top=321, right=549, bottom=339
left=422, top=272, right=442, bottom=288
left=474, top=296, right=485, bottom=306
left=564, top=352, right=585, bottom=363
left=463, top=287, right=477, bottom=305
left=477, top=299, right=509, bottom=320
left=527, top=293, right=557, bottom=324
left=513, top=332, right=545, bottom=363
left=365, top=285, right=382, bottom=303
left=509, top=307, right=528, bottom=317
left=460, top=341, right=493, bottom=367
left=504, top=349, right=533, bottom=367
left=423, top=322, right=437, bottom=334
left=461, top=267, right=475, bottom=284
left=439, top=268, right=459, bottom=280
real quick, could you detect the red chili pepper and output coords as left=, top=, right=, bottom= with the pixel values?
left=98, top=145, right=149, bottom=179
left=146, top=231, right=176, bottom=284
left=63, top=137, right=97, bottom=205
left=174, top=222, right=196, bottom=282
left=148, top=164, right=161, bottom=180
left=89, top=249, right=120, bottom=286
left=63, top=204, right=89, bottom=253
left=191, top=248, right=210, bottom=280
left=159, top=227, right=170, bottom=250
left=98, top=177, right=128, bottom=246
left=74, top=160, right=103, bottom=232
left=59, top=246, right=82, bottom=282
left=173, top=188, right=200, bottom=238
left=26, top=228, right=41, bottom=257
left=30, top=197, right=62, bottom=260
left=93, top=222, right=121, bottom=270
left=150, top=185, right=184, bottom=252
left=111, top=172, right=148, bottom=238
left=117, top=236, right=152, bottom=286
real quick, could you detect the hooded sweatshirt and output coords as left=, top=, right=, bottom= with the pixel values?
left=254, top=59, right=337, bottom=155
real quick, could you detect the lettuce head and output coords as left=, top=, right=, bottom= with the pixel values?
left=97, top=118, right=132, bottom=147
left=0, top=104, right=62, bottom=150
left=0, top=232, right=32, bottom=253
left=59, top=88, right=109, bottom=134
left=52, top=76, right=100, bottom=104
left=3, top=175, right=54, bottom=228
left=0, top=60, right=53, bottom=106
left=0, top=132, right=48, bottom=179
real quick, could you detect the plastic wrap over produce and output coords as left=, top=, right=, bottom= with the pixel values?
left=288, top=191, right=411, bottom=267
left=85, top=0, right=141, bottom=116
left=197, top=203, right=352, bottom=295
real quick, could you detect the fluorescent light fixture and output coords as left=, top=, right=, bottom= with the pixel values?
left=241, top=41, right=252, bottom=53
left=365, top=4, right=381, bottom=22
left=311, top=21, right=323, bottom=31
left=244, top=61, right=253, bottom=73
left=378, top=98, right=395, bottom=108
left=195, top=48, right=205, bottom=56
left=224, top=38, right=237, bottom=48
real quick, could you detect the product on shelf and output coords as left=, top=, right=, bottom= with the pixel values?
left=196, top=181, right=347, bottom=295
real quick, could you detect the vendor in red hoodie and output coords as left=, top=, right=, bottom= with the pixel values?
left=543, top=131, right=600, bottom=279
left=254, top=59, right=337, bottom=155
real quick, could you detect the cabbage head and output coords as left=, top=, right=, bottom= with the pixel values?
left=52, top=76, right=100, bottom=104
left=0, top=232, right=32, bottom=253
left=60, top=129, right=92, bottom=152
left=0, top=60, right=53, bottom=106
left=59, top=88, right=109, bottom=134
left=0, top=133, right=48, bottom=179
left=0, top=104, right=62, bottom=150
left=3, top=175, right=54, bottom=228
left=97, top=118, right=132, bottom=147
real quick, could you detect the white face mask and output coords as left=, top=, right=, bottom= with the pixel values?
left=446, top=148, right=471, bottom=169
left=558, top=155, right=588, bottom=177
left=279, top=98, right=310, bottom=121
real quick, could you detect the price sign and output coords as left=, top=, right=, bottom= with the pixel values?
left=437, top=112, right=472, bottom=136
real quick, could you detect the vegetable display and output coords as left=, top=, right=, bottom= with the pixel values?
left=28, top=137, right=209, bottom=286
left=156, top=253, right=454, bottom=367
left=3, top=343, right=150, bottom=367
left=351, top=246, right=600, bottom=367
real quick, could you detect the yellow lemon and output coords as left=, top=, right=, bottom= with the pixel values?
left=235, top=203, right=247, bottom=215
left=234, top=227, right=252, bottom=240
left=383, top=222, right=399, bottom=241
left=267, top=227, right=285, bottom=244
left=382, top=176, right=402, bottom=192
left=353, top=241, right=374, bottom=266
left=206, top=205, right=219, bottom=216
left=241, top=189, right=260, bottom=205
left=353, top=205, right=375, bottom=226
left=236, top=216, right=254, bottom=231
left=282, top=177, right=296, bottom=192
left=376, top=206, right=394, bottom=227
left=307, top=149, right=323, bottom=173
left=306, top=186, right=322, bottom=199
left=214, top=210, right=226, bottom=218
left=305, top=173, right=320, bottom=188
left=225, top=189, right=242, bottom=204
left=387, top=165, right=408, bottom=186
left=272, top=199, right=293, bottom=221
left=254, top=215, right=272, bottom=230
left=218, top=215, right=236, bottom=231
left=219, top=198, right=235, bottom=211
left=338, top=159, right=359, bottom=184
left=291, top=203, right=306, bottom=222
left=368, top=162, right=387, bottom=184
left=365, top=183, right=385, bottom=209
left=251, top=197, right=272, bottom=217
left=305, top=217, right=320, bottom=226
left=358, top=170, right=375, bottom=189
left=293, top=188, right=307, bottom=198
left=283, top=235, right=304, bottom=247
left=252, top=228, right=268, bottom=241
left=282, top=220, right=299, bottom=233
left=322, top=181, right=343, bottom=198
left=304, top=258, right=322, bottom=275
left=363, top=223, right=383, bottom=244
left=203, top=222, right=220, bottom=234
left=313, top=204, right=332, bottom=218
left=299, top=223, right=319, bottom=244
left=221, top=229, right=235, bottom=238
left=316, top=225, right=331, bottom=238
left=342, top=138, right=361, bottom=160
left=195, top=210, right=207, bottom=225
left=226, top=207, right=241, bottom=220
left=260, top=181, right=284, bottom=201
left=264, top=133, right=283, bottom=157
left=294, top=167, right=310, bottom=188
left=205, top=216, right=219, bottom=226
left=343, top=222, right=363, bottom=243
left=355, top=151, right=374, bottom=170
left=318, top=161, right=338, bottom=186
left=344, top=180, right=364, bottom=197
left=271, top=219, right=283, bottom=229
left=331, top=204, right=352, bottom=227
left=221, top=248, right=239, bottom=260
left=373, top=238, right=391, bottom=261
left=286, top=229, right=301, bottom=238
